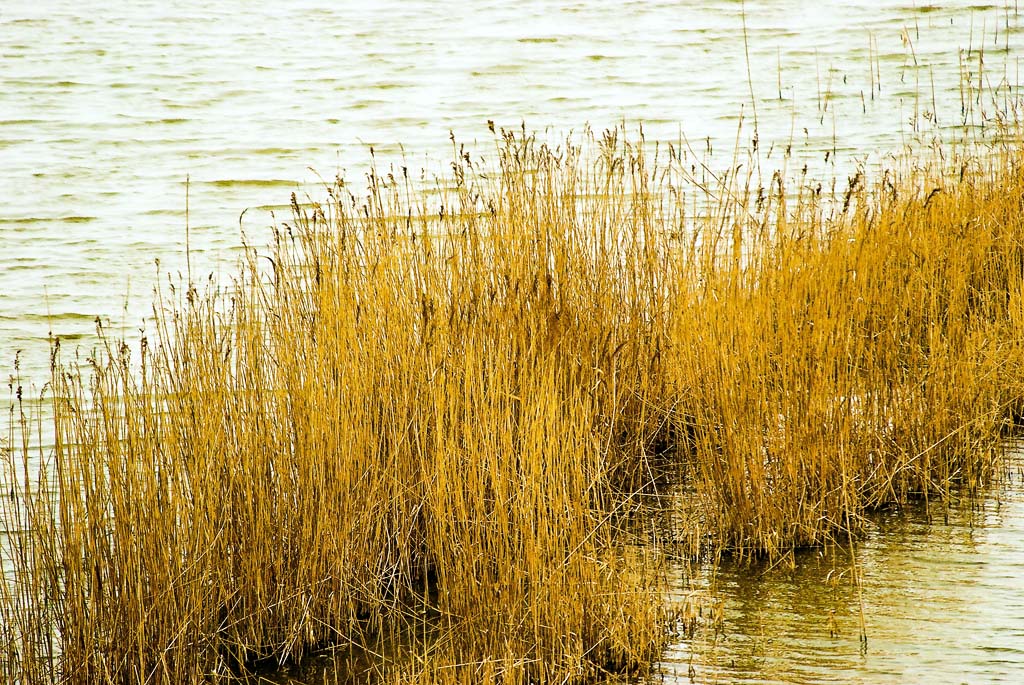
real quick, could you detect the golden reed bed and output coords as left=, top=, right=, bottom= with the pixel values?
left=3, top=122, right=1024, bottom=683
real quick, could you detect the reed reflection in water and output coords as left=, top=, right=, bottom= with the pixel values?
left=660, top=456, right=1024, bottom=684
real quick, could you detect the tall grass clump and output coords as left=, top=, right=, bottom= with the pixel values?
left=667, top=139, right=1024, bottom=557
left=3, top=121, right=1024, bottom=683
left=1, top=128, right=672, bottom=684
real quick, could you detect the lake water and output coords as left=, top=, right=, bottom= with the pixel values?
left=3, top=1, right=1024, bottom=682
left=660, top=454, right=1024, bottom=684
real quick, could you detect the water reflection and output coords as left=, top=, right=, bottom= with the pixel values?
left=660, top=455, right=1024, bottom=683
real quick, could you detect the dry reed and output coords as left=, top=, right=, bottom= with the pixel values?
left=2, top=119, right=1024, bottom=682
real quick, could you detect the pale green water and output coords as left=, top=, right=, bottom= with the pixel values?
left=2, top=2, right=1024, bottom=682
left=660, top=456, right=1024, bottom=683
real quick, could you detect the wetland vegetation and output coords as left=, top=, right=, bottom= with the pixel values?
left=4, top=115, right=1024, bottom=682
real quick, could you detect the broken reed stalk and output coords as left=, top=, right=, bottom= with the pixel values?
left=3, top=121, right=1024, bottom=683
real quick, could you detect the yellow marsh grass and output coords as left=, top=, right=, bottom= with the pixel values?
left=2, top=125, right=1024, bottom=682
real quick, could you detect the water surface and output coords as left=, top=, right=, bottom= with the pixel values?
left=661, top=457, right=1024, bottom=683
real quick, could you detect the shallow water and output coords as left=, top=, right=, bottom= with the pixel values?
left=3, top=2, right=1024, bottom=682
left=660, top=457, right=1024, bottom=683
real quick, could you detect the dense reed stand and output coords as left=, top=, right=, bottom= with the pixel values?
left=3, top=124, right=1023, bottom=682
